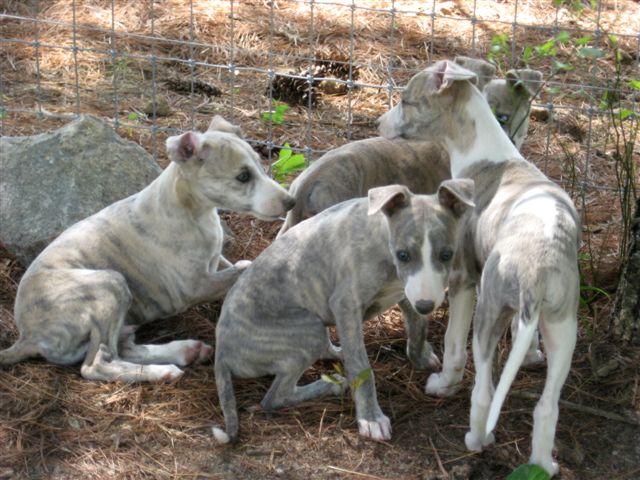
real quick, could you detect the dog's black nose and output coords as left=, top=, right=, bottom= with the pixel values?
left=415, top=300, right=435, bottom=315
left=283, top=195, right=296, bottom=211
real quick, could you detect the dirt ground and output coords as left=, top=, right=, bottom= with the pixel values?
left=1, top=1, right=639, bottom=479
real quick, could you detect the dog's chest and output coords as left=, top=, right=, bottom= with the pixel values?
left=366, top=278, right=404, bottom=320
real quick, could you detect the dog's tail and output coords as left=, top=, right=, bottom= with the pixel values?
left=0, top=339, right=39, bottom=365
left=212, top=358, right=239, bottom=444
left=486, top=291, right=541, bottom=435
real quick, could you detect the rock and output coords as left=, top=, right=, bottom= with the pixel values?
left=0, top=115, right=162, bottom=267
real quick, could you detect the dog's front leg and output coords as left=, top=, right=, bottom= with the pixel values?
left=426, top=275, right=475, bottom=396
left=193, top=260, right=251, bottom=303
left=398, top=298, right=439, bottom=370
left=331, top=293, right=391, bottom=441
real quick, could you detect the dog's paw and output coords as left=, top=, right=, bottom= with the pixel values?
left=181, top=340, right=214, bottom=365
left=357, top=415, right=392, bottom=441
left=156, top=365, right=184, bottom=383
left=407, top=342, right=441, bottom=370
left=522, top=349, right=545, bottom=367
left=425, top=372, right=461, bottom=397
left=464, top=430, right=495, bottom=451
left=234, top=260, right=252, bottom=270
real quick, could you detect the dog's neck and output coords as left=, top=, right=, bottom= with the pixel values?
left=141, top=163, right=219, bottom=222
left=445, top=86, right=523, bottom=178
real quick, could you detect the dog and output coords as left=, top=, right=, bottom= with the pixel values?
left=0, top=116, right=295, bottom=383
left=379, top=60, right=580, bottom=476
left=212, top=179, right=475, bottom=444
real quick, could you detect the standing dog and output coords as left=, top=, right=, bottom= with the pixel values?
left=0, top=116, right=295, bottom=382
left=212, top=179, right=475, bottom=444
left=379, top=61, right=579, bottom=476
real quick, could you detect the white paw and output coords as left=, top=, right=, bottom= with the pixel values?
left=530, top=456, right=559, bottom=477
left=522, top=349, right=545, bottom=367
left=181, top=340, right=213, bottom=365
left=425, top=372, right=460, bottom=397
left=234, top=260, right=252, bottom=270
left=357, top=415, right=392, bottom=441
left=465, top=431, right=495, bottom=451
left=156, top=365, right=184, bottom=383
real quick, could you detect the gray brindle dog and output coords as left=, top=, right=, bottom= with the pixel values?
left=379, top=60, right=579, bottom=476
left=212, top=179, right=475, bottom=444
left=0, top=116, right=295, bottom=382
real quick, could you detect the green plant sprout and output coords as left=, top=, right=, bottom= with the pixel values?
left=507, top=464, right=551, bottom=480
left=271, top=143, right=306, bottom=185
left=261, top=100, right=290, bottom=125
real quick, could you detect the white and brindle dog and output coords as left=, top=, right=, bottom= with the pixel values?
left=379, top=61, right=579, bottom=476
left=0, top=116, right=295, bottom=382
left=212, top=179, right=475, bottom=444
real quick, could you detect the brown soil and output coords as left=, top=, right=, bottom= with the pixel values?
left=1, top=1, right=639, bottom=479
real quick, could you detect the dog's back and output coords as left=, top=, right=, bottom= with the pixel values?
left=278, top=138, right=449, bottom=235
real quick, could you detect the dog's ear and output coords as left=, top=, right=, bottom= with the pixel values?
left=166, top=131, right=202, bottom=163
left=506, top=69, right=543, bottom=98
left=423, top=60, right=478, bottom=94
left=368, top=184, right=412, bottom=217
left=208, top=115, right=242, bottom=136
left=454, top=56, right=496, bottom=90
left=437, top=178, right=475, bottom=218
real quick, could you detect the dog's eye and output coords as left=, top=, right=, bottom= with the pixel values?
left=497, top=114, right=510, bottom=125
left=439, top=248, right=454, bottom=262
left=236, top=170, right=251, bottom=183
left=396, top=250, right=411, bottom=263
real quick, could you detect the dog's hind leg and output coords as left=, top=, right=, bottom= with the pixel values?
left=464, top=299, right=513, bottom=452
left=399, top=298, right=439, bottom=370
left=529, top=314, right=577, bottom=476
left=119, top=335, right=213, bottom=366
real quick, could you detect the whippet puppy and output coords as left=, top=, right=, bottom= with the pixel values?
left=0, top=116, right=295, bottom=383
left=379, top=60, right=579, bottom=476
left=212, top=179, right=475, bottom=444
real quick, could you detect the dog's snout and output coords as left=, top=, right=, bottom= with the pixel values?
left=283, top=195, right=296, bottom=212
left=414, top=300, right=435, bottom=315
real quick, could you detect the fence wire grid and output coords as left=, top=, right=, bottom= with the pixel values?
left=1, top=0, right=639, bottom=276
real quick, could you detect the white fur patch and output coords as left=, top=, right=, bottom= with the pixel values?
left=404, top=234, right=446, bottom=309
left=212, top=427, right=230, bottom=444
left=509, top=188, right=557, bottom=238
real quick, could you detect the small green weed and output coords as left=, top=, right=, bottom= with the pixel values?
left=261, top=100, right=290, bottom=125
left=507, top=464, right=550, bottom=480
left=271, top=143, right=306, bottom=185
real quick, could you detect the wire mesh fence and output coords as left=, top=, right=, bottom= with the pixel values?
left=1, top=0, right=638, bottom=280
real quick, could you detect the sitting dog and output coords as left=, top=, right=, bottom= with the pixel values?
left=379, top=60, right=579, bottom=476
left=212, top=179, right=475, bottom=444
left=0, top=116, right=295, bottom=382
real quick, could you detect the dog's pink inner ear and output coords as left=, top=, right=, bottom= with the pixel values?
left=178, top=132, right=197, bottom=160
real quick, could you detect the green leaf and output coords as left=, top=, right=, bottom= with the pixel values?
left=506, top=464, right=551, bottom=480
left=522, top=46, right=533, bottom=61
left=553, top=60, right=573, bottom=72
left=552, top=0, right=563, bottom=7
left=576, top=35, right=591, bottom=46
left=127, top=112, right=139, bottom=122
left=321, top=374, right=344, bottom=385
left=555, top=31, right=570, bottom=44
left=351, top=367, right=373, bottom=391
left=629, top=80, right=640, bottom=90
left=608, top=34, right=619, bottom=45
left=332, top=362, right=345, bottom=376
left=578, top=47, right=605, bottom=58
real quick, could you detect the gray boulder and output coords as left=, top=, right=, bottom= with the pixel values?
left=0, top=115, right=162, bottom=267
